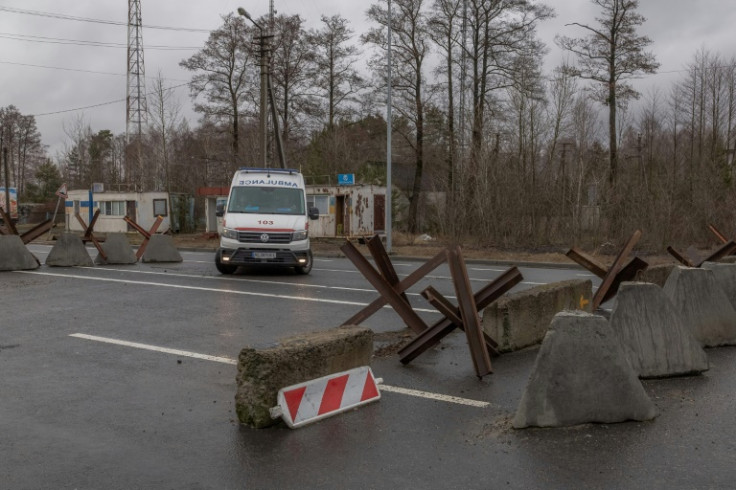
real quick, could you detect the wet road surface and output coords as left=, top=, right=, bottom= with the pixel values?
left=1, top=246, right=734, bottom=489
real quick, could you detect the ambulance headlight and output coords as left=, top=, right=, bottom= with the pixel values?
left=292, top=230, right=308, bottom=241
left=222, top=228, right=238, bottom=239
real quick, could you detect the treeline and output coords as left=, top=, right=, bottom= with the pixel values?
left=5, top=0, right=736, bottom=252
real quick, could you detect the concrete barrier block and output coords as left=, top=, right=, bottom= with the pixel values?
left=610, top=282, right=708, bottom=378
left=142, top=235, right=182, bottom=263
left=46, top=232, right=94, bottom=267
left=0, top=235, right=40, bottom=271
left=717, top=256, right=736, bottom=264
left=482, top=279, right=592, bottom=352
left=702, top=262, right=736, bottom=312
left=663, top=266, right=736, bottom=347
left=235, top=325, right=374, bottom=428
left=94, top=233, right=137, bottom=265
left=513, top=311, right=657, bottom=428
left=635, top=263, right=676, bottom=287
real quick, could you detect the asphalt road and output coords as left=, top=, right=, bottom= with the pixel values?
left=2, top=245, right=735, bottom=489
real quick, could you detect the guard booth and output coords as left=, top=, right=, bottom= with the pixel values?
left=65, top=189, right=172, bottom=233
left=306, top=184, right=387, bottom=238
left=197, top=187, right=229, bottom=235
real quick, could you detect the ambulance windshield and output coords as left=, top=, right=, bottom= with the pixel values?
left=227, top=186, right=305, bottom=215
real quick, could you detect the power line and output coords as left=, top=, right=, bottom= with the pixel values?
left=31, top=82, right=189, bottom=117
left=0, top=60, right=189, bottom=82
left=0, top=5, right=212, bottom=33
left=0, top=32, right=200, bottom=50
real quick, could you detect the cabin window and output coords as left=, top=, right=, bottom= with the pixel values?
left=100, top=201, right=126, bottom=216
left=307, top=195, right=329, bottom=215
left=153, top=199, right=168, bottom=217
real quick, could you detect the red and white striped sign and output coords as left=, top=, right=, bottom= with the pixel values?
left=272, top=366, right=381, bottom=428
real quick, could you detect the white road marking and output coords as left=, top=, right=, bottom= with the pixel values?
left=69, top=333, right=489, bottom=408
left=378, top=385, right=491, bottom=408
left=470, top=267, right=507, bottom=272
left=70, top=333, right=238, bottom=364
left=17, top=270, right=439, bottom=313
left=90, top=266, right=453, bottom=300
left=90, top=266, right=380, bottom=294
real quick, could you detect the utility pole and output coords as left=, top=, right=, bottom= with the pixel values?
left=3, top=147, right=9, bottom=218
left=238, top=8, right=271, bottom=168
left=126, top=0, right=147, bottom=190
left=386, top=0, right=393, bottom=253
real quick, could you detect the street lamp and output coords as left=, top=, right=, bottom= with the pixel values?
left=237, top=7, right=269, bottom=168
left=386, top=0, right=393, bottom=253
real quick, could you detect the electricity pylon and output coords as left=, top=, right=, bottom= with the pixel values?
left=126, top=0, right=147, bottom=190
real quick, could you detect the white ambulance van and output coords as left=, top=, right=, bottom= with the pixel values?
left=215, top=168, right=319, bottom=274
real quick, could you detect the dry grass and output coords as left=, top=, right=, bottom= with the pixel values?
left=165, top=231, right=677, bottom=266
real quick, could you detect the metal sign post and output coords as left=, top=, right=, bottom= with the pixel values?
left=47, top=183, right=68, bottom=239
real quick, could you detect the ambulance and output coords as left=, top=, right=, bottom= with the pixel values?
left=215, top=168, right=318, bottom=274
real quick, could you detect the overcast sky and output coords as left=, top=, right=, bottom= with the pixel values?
left=1, top=0, right=735, bottom=159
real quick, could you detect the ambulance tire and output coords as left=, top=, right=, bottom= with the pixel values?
left=215, top=251, right=237, bottom=275
left=295, top=250, right=313, bottom=275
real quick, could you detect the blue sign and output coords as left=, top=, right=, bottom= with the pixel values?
left=338, top=173, right=355, bottom=186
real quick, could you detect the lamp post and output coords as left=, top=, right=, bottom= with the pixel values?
left=238, top=7, right=269, bottom=168
left=386, top=0, right=393, bottom=253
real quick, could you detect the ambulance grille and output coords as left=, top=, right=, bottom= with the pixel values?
left=237, top=231, right=292, bottom=244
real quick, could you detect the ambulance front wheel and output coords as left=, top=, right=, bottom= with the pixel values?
left=215, top=250, right=237, bottom=275
left=295, top=250, right=313, bottom=275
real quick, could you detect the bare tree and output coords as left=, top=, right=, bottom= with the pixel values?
left=462, top=0, right=553, bottom=165
left=556, top=0, right=659, bottom=184
left=180, top=13, right=256, bottom=166
left=307, top=14, right=366, bottom=131
left=270, top=14, right=314, bottom=150
left=148, top=72, right=183, bottom=192
left=427, top=0, right=463, bottom=235
left=364, top=0, right=430, bottom=234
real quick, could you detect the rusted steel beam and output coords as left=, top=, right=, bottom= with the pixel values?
left=667, top=246, right=694, bottom=267
left=366, top=234, right=409, bottom=305
left=565, top=247, right=607, bottom=278
left=599, top=256, right=649, bottom=305
left=76, top=209, right=102, bottom=239
left=341, top=249, right=446, bottom=326
left=421, top=286, right=499, bottom=356
left=592, top=229, right=641, bottom=310
left=341, top=240, right=429, bottom=334
left=399, top=266, right=522, bottom=364
left=128, top=215, right=163, bottom=259
left=124, top=215, right=150, bottom=238
left=699, top=240, right=736, bottom=265
left=0, top=206, right=18, bottom=235
left=422, top=286, right=463, bottom=326
left=709, top=224, right=729, bottom=244
left=685, top=246, right=704, bottom=268
left=20, top=219, right=53, bottom=244
left=447, top=246, right=492, bottom=377
left=75, top=210, right=106, bottom=260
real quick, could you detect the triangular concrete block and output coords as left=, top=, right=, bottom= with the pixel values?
left=142, top=235, right=182, bottom=263
left=702, top=262, right=736, bottom=312
left=0, top=235, right=40, bottom=270
left=513, top=311, right=657, bottom=428
left=663, top=266, right=736, bottom=347
left=46, top=232, right=94, bottom=267
left=610, top=282, right=708, bottom=378
left=94, top=233, right=137, bottom=265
